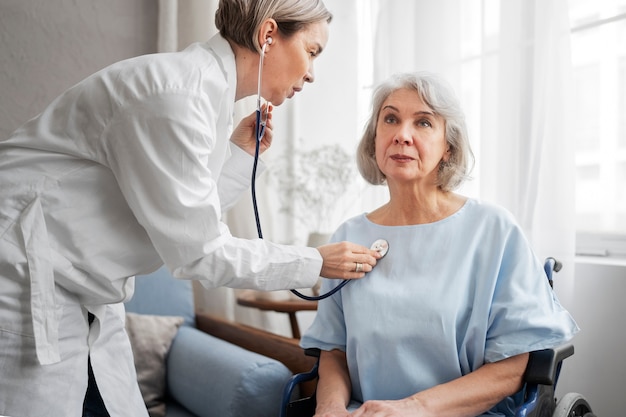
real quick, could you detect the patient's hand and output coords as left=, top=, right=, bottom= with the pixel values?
left=314, top=407, right=352, bottom=417
left=350, top=398, right=426, bottom=417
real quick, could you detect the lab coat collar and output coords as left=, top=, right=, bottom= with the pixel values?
left=204, top=34, right=237, bottom=107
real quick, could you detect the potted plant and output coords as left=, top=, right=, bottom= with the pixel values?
left=269, top=142, right=358, bottom=244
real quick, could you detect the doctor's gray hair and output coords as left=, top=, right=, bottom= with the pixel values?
left=215, top=0, right=333, bottom=53
left=356, top=72, right=474, bottom=191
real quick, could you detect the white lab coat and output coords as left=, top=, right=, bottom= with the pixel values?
left=0, top=34, right=321, bottom=416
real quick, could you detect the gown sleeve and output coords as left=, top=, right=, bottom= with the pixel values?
left=484, top=221, right=579, bottom=362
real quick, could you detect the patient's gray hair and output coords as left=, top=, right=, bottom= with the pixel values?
left=356, top=72, right=474, bottom=191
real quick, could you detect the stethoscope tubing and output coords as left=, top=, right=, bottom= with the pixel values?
left=290, top=280, right=350, bottom=301
left=251, top=106, right=347, bottom=301
left=252, top=109, right=264, bottom=239
left=251, top=46, right=349, bottom=301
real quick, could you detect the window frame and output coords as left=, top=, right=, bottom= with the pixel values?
left=571, top=7, right=626, bottom=261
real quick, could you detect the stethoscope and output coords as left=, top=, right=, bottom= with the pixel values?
left=250, top=38, right=388, bottom=301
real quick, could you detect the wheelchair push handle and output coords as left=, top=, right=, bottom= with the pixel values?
left=543, top=257, right=562, bottom=288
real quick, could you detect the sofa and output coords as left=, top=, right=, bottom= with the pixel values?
left=124, top=266, right=316, bottom=417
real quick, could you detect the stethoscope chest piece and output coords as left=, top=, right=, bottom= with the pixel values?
left=371, top=239, right=389, bottom=258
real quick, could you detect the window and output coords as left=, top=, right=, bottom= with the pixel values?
left=570, top=0, right=626, bottom=257
left=353, top=1, right=626, bottom=258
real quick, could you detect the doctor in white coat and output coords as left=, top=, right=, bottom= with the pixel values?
left=0, top=0, right=380, bottom=416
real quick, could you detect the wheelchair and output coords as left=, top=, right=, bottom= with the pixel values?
left=280, top=258, right=595, bottom=417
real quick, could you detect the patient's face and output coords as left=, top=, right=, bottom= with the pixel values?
left=374, top=88, right=449, bottom=187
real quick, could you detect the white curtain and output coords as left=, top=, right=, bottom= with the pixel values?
left=368, top=0, right=576, bottom=302
left=157, top=0, right=217, bottom=53
left=158, top=0, right=577, bottom=332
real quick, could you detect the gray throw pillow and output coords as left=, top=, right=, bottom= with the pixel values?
left=125, top=312, right=184, bottom=417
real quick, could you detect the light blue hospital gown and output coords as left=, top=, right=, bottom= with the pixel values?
left=301, top=198, right=579, bottom=416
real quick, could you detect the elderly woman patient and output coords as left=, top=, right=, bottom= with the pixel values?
left=300, top=72, right=579, bottom=417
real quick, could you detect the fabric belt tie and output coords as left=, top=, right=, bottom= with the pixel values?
left=20, top=197, right=60, bottom=365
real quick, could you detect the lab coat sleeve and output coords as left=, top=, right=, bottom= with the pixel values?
left=103, top=91, right=321, bottom=290
left=218, top=142, right=266, bottom=213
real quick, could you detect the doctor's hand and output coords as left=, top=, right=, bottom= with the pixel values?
left=230, top=104, right=273, bottom=156
left=317, top=242, right=380, bottom=279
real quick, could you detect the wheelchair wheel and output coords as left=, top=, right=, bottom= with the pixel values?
left=553, top=392, right=595, bottom=417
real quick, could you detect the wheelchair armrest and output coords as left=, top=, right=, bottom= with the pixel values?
left=304, top=347, right=321, bottom=358
left=524, top=343, right=574, bottom=386
left=280, top=348, right=321, bottom=417
left=284, top=348, right=320, bottom=395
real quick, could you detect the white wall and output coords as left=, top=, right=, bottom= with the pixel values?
left=0, top=0, right=157, bottom=139
left=555, top=260, right=626, bottom=417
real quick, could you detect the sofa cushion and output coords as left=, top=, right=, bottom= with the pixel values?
left=164, top=402, right=198, bottom=417
left=125, top=312, right=184, bottom=417
left=125, top=266, right=195, bottom=327
left=167, top=326, right=292, bottom=417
